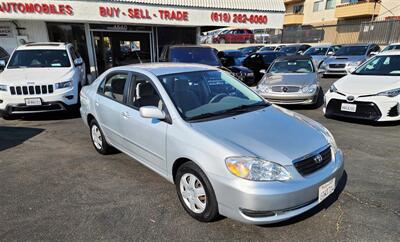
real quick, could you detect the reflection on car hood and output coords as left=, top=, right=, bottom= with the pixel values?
left=191, top=106, right=327, bottom=166
left=0, top=68, right=73, bottom=84
left=265, top=73, right=317, bottom=86
left=335, top=74, right=400, bottom=95
left=324, top=55, right=366, bottom=64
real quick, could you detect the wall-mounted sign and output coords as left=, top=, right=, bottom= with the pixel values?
left=0, top=0, right=284, bottom=29
left=0, top=25, right=12, bottom=37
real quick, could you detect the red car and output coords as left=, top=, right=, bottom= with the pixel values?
left=213, top=29, right=254, bottom=44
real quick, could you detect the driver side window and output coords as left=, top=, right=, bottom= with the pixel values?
left=129, top=74, right=163, bottom=110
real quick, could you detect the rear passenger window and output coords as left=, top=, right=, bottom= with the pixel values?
left=103, top=73, right=128, bottom=103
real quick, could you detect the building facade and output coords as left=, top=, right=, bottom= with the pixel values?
left=0, top=0, right=285, bottom=77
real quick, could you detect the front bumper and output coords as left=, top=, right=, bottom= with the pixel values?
left=324, top=92, right=400, bottom=122
left=0, top=87, right=78, bottom=115
left=209, top=149, right=344, bottom=224
left=259, top=91, right=318, bottom=105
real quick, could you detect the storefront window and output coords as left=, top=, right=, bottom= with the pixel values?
left=47, top=23, right=89, bottom=69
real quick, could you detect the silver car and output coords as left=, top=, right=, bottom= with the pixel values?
left=320, top=44, right=380, bottom=76
left=303, top=44, right=342, bottom=68
left=80, top=63, right=344, bottom=224
left=256, top=56, right=321, bottom=105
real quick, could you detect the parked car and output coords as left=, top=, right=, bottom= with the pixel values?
left=238, top=45, right=264, bottom=56
left=324, top=51, right=400, bottom=122
left=280, top=44, right=311, bottom=56
left=217, top=49, right=246, bottom=66
left=319, top=44, right=380, bottom=76
left=160, top=45, right=255, bottom=86
left=0, top=42, right=86, bottom=119
left=0, top=46, right=10, bottom=72
left=256, top=55, right=321, bottom=106
left=242, top=51, right=286, bottom=82
left=258, top=45, right=285, bottom=52
left=213, top=29, right=255, bottom=44
left=381, top=43, right=400, bottom=52
left=303, top=45, right=342, bottom=68
left=80, top=62, right=344, bottom=224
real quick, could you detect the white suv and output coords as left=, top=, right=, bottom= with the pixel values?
left=0, top=42, right=86, bottom=118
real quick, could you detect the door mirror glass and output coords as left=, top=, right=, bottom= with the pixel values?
left=0, top=59, right=6, bottom=67
left=259, top=69, right=266, bottom=74
left=327, top=51, right=334, bottom=55
left=369, top=51, right=378, bottom=56
left=140, top=106, right=166, bottom=120
left=74, top=58, right=83, bottom=66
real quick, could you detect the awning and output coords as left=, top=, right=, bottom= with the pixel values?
left=0, top=0, right=285, bottom=28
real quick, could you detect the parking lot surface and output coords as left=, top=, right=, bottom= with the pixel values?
left=0, top=78, right=399, bottom=241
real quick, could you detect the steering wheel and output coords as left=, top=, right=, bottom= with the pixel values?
left=209, top=93, right=228, bottom=103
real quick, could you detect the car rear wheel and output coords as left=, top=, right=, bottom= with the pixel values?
left=90, top=119, right=114, bottom=155
left=175, top=161, right=219, bottom=222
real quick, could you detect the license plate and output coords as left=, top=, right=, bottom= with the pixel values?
left=341, top=103, right=357, bottom=112
left=25, top=98, right=42, bottom=106
left=318, top=178, right=335, bottom=203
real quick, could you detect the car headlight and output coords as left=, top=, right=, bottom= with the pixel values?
left=55, top=80, right=73, bottom=89
left=377, top=88, right=400, bottom=97
left=301, top=84, right=318, bottom=94
left=225, top=157, right=291, bottom=181
left=329, top=84, right=338, bottom=93
left=257, top=81, right=270, bottom=93
left=0, top=84, right=7, bottom=92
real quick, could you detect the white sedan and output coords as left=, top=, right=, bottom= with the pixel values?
left=324, top=51, right=400, bottom=122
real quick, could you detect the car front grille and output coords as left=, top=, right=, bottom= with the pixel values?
left=326, top=99, right=382, bottom=121
left=294, top=146, right=332, bottom=176
left=329, top=64, right=346, bottom=68
left=10, top=85, right=54, bottom=96
left=271, top=86, right=300, bottom=93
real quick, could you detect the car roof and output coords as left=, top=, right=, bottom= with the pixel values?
left=309, top=44, right=336, bottom=48
left=275, top=55, right=312, bottom=61
left=116, top=63, right=217, bottom=76
left=341, top=43, right=372, bottom=47
left=223, top=49, right=241, bottom=53
left=169, top=45, right=211, bottom=49
left=16, top=42, right=70, bottom=50
left=258, top=51, right=282, bottom=55
left=377, top=50, right=400, bottom=56
left=387, top=43, right=400, bottom=46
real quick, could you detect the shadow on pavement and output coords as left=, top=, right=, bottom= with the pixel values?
left=2, top=110, right=81, bottom=121
left=0, top=126, right=44, bottom=152
left=326, top=115, right=400, bottom=127
left=259, top=170, right=348, bottom=228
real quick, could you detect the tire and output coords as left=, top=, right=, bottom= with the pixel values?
left=89, top=119, right=114, bottom=155
left=1, top=112, right=14, bottom=120
left=175, top=161, right=219, bottom=222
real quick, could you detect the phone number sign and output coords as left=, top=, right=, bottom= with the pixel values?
left=210, top=12, right=268, bottom=25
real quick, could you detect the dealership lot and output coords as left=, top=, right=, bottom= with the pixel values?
left=0, top=78, right=399, bottom=241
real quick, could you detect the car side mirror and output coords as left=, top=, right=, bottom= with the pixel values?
left=74, top=58, right=83, bottom=66
left=0, top=59, right=6, bottom=67
left=327, top=51, right=334, bottom=55
left=140, top=106, right=166, bottom=120
left=297, top=51, right=303, bottom=55
left=260, top=69, right=266, bottom=74
left=369, top=51, right=378, bottom=56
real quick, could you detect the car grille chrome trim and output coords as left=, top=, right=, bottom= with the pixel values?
left=329, top=64, right=346, bottom=68
left=293, top=145, right=332, bottom=176
left=271, top=86, right=301, bottom=93
left=9, top=85, right=54, bottom=96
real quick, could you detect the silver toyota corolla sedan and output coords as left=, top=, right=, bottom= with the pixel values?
left=256, top=56, right=321, bottom=105
left=80, top=63, right=344, bottom=224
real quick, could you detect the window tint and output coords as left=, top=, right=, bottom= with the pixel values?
left=354, top=55, right=400, bottom=76
left=103, top=73, right=128, bottom=103
left=130, top=75, right=162, bottom=109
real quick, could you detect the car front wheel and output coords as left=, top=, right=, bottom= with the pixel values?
left=90, top=119, right=114, bottom=155
left=175, top=161, right=219, bottom=222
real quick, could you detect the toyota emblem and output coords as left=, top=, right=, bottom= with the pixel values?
left=347, top=96, right=355, bottom=102
left=313, top=154, right=323, bottom=164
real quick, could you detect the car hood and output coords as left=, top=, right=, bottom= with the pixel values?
left=191, top=106, right=328, bottom=166
left=0, top=68, right=73, bottom=85
left=265, top=73, right=317, bottom=86
left=334, top=74, right=400, bottom=95
left=324, top=55, right=366, bottom=64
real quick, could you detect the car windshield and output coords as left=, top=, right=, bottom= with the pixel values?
left=7, top=50, right=71, bottom=68
left=158, top=70, right=268, bottom=121
left=259, top=46, right=275, bottom=51
left=383, top=45, right=400, bottom=51
left=334, top=46, right=368, bottom=56
left=224, top=51, right=245, bottom=58
left=269, top=59, right=314, bottom=73
left=304, top=47, right=328, bottom=56
left=240, top=47, right=260, bottom=55
left=353, top=55, right=400, bottom=76
left=280, top=46, right=299, bottom=54
left=170, top=47, right=221, bottom=66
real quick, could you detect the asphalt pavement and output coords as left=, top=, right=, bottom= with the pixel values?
left=0, top=78, right=399, bottom=241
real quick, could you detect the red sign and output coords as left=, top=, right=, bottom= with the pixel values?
left=99, top=6, right=189, bottom=22
left=210, top=12, right=268, bottom=25
left=0, top=1, right=73, bottom=15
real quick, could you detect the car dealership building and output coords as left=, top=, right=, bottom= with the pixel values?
left=0, top=0, right=284, bottom=77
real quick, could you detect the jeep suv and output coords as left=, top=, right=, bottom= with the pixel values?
left=0, top=42, right=86, bottom=118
